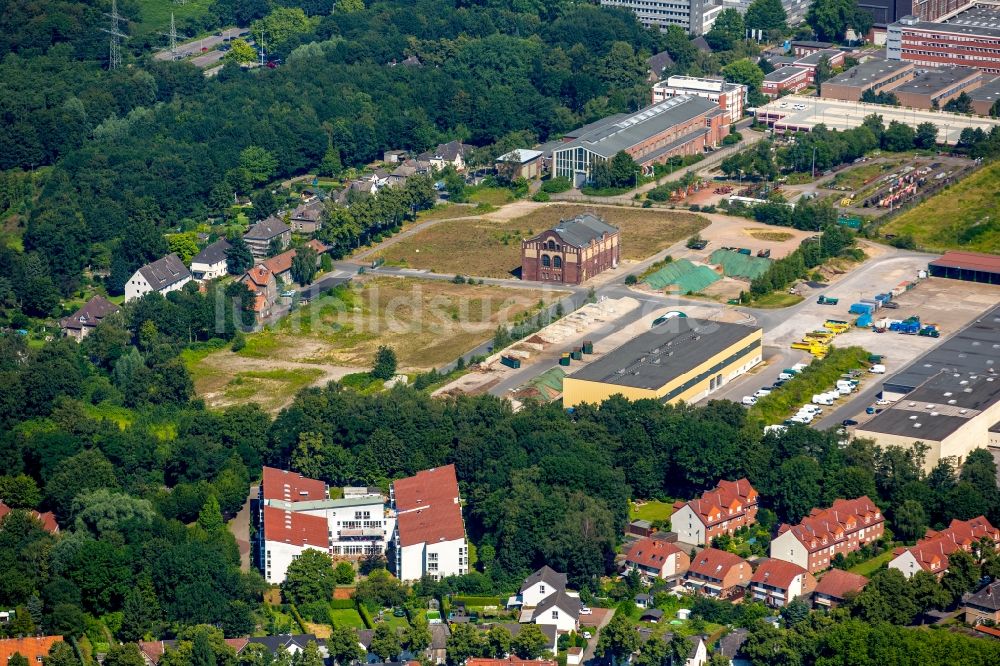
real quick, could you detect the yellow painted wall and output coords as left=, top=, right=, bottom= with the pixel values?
left=562, top=328, right=762, bottom=408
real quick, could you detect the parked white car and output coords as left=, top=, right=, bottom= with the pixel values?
left=754, top=388, right=772, bottom=398
left=742, top=396, right=758, bottom=406
left=871, top=364, right=886, bottom=374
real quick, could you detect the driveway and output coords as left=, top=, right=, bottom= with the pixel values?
left=581, top=607, right=614, bottom=664
left=228, top=484, right=257, bottom=572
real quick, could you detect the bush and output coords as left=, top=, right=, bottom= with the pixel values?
left=230, top=331, right=246, bottom=352
left=888, top=234, right=916, bottom=250
left=689, top=204, right=700, bottom=212
left=624, top=274, right=638, bottom=285
left=452, top=274, right=467, bottom=284
left=541, top=177, right=572, bottom=193
left=532, top=191, right=550, bottom=202
left=723, top=133, right=742, bottom=145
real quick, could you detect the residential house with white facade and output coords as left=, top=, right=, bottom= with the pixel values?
left=125, top=253, right=192, bottom=302
left=390, top=465, right=468, bottom=582
left=190, top=239, right=232, bottom=281
left=769, top=496, right=884, bottom=574
left=254, top=467, right=394, bottom=584
left=671, top=478, right=759, bottom=546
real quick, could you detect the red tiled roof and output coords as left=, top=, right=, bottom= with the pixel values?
left=682, top=478, right=758, bottom=527
left=814, top=569, right=869, bottom=599
left=243, top=265, right=274, bottom=289
left=0, top=502, right=60, bottom=534
left=0, top=637, right=63, bottom=665
left=305, top=239, right=329, bottom=254
left=929, top=251, right=1000, bottom=273
left=625, top=537, right=683, bottom=570
left=261, top=505, right=329, bottom=548
left=261, top=467, right=328, bottom=502
left=468, top=659, right=557, bottom=666
left=751, top=559, right=808, bottom=590
left=688, top=548, right=747, bottom=577
left=901, top=516, right=999, bottom=574
left=263, top=250, right=296, bottom=276
left=393, top=465, right=466, bottom=547
left=777, top=496, right=881, bottom=553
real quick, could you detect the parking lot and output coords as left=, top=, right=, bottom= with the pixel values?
left=704, top=255, right=1000, bottom=427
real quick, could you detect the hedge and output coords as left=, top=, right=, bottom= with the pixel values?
left=288, top=604, right=309, bottom=633
left=452, top=595, right=505, bottom=607
left=748, top=346, right=871, bottom=424
left=357, top=601, right=375, bottom=629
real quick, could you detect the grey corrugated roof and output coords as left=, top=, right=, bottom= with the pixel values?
left=824, top=59, right=911, bottom=87
left=137, top=253, right=191, bottom=290
left=245, top=217, right=291, bottom=240
left=568, top=318, right=761, bottom=390
left=191, top=238, right=231, bottom=266
left=553, top=96, right=717, bottom=159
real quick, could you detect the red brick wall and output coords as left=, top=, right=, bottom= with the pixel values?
left=521, top=230, right=620, bottom=285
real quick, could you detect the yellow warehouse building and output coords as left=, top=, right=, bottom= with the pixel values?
left=562, top=318, right=763, bottom=408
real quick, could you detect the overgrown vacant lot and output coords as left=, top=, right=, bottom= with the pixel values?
left=881, top=162, right=1000, bottom=253
left=186, top=278, right=561, bottom=411
left=380, top=204, right=709, bottom=278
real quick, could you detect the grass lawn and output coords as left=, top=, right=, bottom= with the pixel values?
left=328, top=608, right=367, bottom=630
left=467, top=187, right=518, bottom=206
left=751, top=292, right=804, bottom=308
left=630, top=500, right=674, bottom=523
left=380, top=205, right=709, bottom=278
left=132, top=0, right=215, bottom=36
left=379, top=614, right=410, bottom=630
left=881, top=161, right=1000, bottom=253
left=848, top=549, right=896, bottom=577
left=187, top=278, right=561, bottom=409
left=417, top=204, right=479, bottom=222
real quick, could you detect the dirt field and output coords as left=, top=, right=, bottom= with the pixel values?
left=378, top=205, right=709, bottom=278
left=187, top=277, right=562, bottom=411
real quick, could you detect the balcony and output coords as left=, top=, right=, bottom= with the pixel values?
left=340, top=528, right=384, bottom=538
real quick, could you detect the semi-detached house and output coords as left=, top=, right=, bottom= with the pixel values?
left=671, top=478, right=758, bottom=546
left=623, top=537, right=691, bottom=581
left=888, top=516, right=999, bottom=579
left=684, top=547, right=751, bottom=599
left=391, top=465, right=468, bottom=582
left=769, top=496, right=884, bottom=574
left=748, top=559, right=816, bottom=608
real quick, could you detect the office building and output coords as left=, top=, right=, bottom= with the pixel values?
left=969, top=77, right=1000, bottom=115
left=562, top=318, right=762, bottom=408
left=889, top=66, right=983, bottom=108
left=821, top=59, right=916, bottom=102
left=761, top=67, right=811, bottom=97
left=600, top=0, right=724, bottom=35
left=888, top=6, right=1000, bottom=75
left=652, top=76, right=747, bottom=122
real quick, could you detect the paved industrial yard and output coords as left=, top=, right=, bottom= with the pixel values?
left=755, top=97, right=1000, bottom=144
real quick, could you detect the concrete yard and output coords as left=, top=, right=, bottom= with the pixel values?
left=755, top=96, right=1000, bottom=144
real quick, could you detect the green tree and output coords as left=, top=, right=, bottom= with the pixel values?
left=745, top=0, right=787, bottom=32
left=850, top=568, right=918, bottom=624
left=168, top=233, right=200, bottom=263
left=326, top=627, right=364, bottom=666
left=607, top=151, right=640, bottom=189
left=942, top=549, right=980, bottom=601
left=915, top=122, right=939, bottom=149
left=294, top=642, right=324, bottom=666
left=807, top=0, right=856, bottom=42
left=226, top=39, right=258, bottom=64
left=197, top=495, right=225, bottom=532
left=281, top=549, right=337, bottom=604
left=319, top=146, right=343, bottom=177
left=251, top=189, right=279, bottom=221
left=722, top=59, right=765, bottom=93
left=119, top=577, right=163, bottom=641
left=337, top=0, right=365, bottom=13
left=668, top=634, right=692, bottom=666
left=251, top=8, right=319, bottom=54
left=596, top=613, right=639, bottom=664
left=104, top=644, right=146, bottom=666
left=0, top=475, right=42, bottom=509
left=291, top=245, right=318, bottom=285
left=404, top=621, right=433, bottom=654
left=8, top=655, right=28, bottom=666
left=334, top=561, right=355, bottom=585
left=706, top=9, right=746, bottom=50
left=43, top=643, right=80, bottom=666
left=893, top=499, right=927, bottom=542
left=446, top=622, right=487, bottom=665
left=226, top=237, right=255, bottom=275
left=512, top=624, right=548, bottom=659
left=371, top=345, right=397, bottom=380
left=633, top=636, right=667, bottom=666
left=45, top=449, right=120, bottom=521
left=882, top=120, right=915, bottom=151
left=239, top=146, right=279, bottom=185
left=486, top=625, right=512, bottom=658
left=944, top=92, right=973, bottom=114
left=370, top=624, right=401, bottom=662
left=780, top=596, right=810, bottom=626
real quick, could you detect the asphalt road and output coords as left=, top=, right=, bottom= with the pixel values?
left=153, top=27, right=248, bottom=61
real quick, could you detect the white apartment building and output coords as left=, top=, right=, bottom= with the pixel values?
left=390, top=465, right=469, bottom=582
left=255, top=468, right=395, bottom=584
left=601, top=0, right=723, bottom=35
left=652, top=76, right=747, bottom=123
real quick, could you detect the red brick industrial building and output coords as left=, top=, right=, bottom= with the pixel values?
left=888, top=7, right=1000, bottom=75
left=521, top=214, right=620, bottom=285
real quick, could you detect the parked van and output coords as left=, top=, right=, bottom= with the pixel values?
left=802, top=405, right=823, bottom=414
left=778, top=372, right=794, bottom=381
left=742, top=396, right=757, bottom=406
left=813, top=394, right=834, bottom=405
left=870, top=364, right=886, bottom=374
